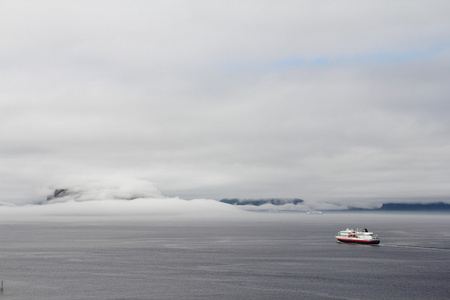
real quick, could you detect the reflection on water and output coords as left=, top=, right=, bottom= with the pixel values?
left=0, top=212, right=448, bottom=300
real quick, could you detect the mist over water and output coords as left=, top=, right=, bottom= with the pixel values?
left=0, top=177, right=246, bottom=222
left=0, top=207, right=448, bottom=300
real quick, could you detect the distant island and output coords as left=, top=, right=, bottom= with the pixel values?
left=377, top=202, right=450, bottom=211
left=346, top=202, right=450, bottom=212
left=219, top=198, right=304, bottom=206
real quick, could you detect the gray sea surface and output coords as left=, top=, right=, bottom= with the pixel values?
left=0, top=212, right=449, bottom=299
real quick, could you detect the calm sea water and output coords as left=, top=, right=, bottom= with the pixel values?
left=0, top=212, right=449, bottom=300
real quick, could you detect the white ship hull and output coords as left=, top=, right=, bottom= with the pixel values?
left=335, top=228, right=380, bottom=244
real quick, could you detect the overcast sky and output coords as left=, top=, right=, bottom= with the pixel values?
left=1, top=1, right=449, bottom=205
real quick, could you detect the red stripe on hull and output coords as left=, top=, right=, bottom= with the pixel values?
left=337, top=238, right=380, bottom=244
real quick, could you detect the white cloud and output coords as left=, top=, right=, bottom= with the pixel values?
left=1, top=1, right=450, bottom=205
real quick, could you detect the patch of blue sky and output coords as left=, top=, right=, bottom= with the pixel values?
left=352, top=47, right=445, bottom=64
left=273, top=45, right=448, bottom=69
left=220, top=44, right=449, bottom=72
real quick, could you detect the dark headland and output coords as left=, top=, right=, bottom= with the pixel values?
left=344, top=202, right=450, bottom=212
left=377, top=202, right=450, bottom=211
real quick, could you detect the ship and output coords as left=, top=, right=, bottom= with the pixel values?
left=335, top=228, right=380, bottom=244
